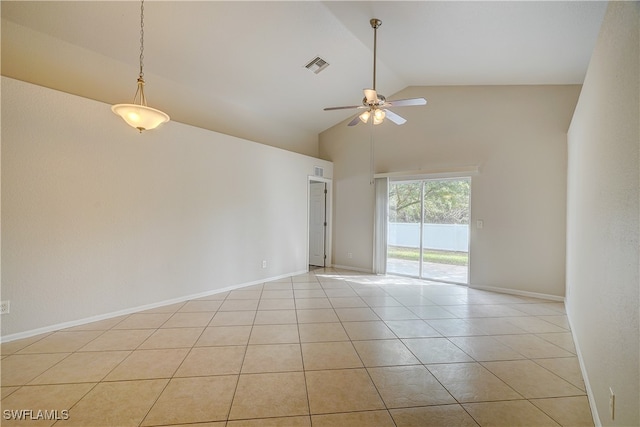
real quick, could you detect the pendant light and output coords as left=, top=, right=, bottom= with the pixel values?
left=112, top=0, right=169, bottom=132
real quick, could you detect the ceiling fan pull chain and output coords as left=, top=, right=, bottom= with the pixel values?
left=370, top=123, right=375, bottom=185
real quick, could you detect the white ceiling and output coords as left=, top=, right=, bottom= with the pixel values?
left=1, top=1, right=607, bottom=152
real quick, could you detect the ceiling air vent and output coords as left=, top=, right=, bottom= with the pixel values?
left=305, top=56, right=329, bottom=74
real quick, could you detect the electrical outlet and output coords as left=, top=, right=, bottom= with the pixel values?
left=262, top=260, right=267, bottom=269
left=348, top=252, right=353, bottom=259
left=0, top=301, right=10, bottom=315
left=609, top=387, right=615, bottom=420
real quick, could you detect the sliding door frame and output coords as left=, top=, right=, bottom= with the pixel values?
left=376, top=167, right=477, bottom=285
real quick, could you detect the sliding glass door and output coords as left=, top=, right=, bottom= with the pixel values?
left=387, top=178, right=470, bottom=284
left=387, top=181, right=422, bottom=277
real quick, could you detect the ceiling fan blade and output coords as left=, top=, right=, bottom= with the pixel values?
left=347, top=115, right=362, bottom=126
left=324, top=105, right=363, bottom=111
left=386, top=98, right=427, bottom=107
left=384, top=109, right=407, bottom=125
left=364, top=89, right=378, bottom=103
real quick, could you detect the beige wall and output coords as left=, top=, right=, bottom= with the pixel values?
left=320, top=84, right=580, bottom=297
left=1, top=77, right=332, bottom=339
left=566, top=2, right=639, bottom=426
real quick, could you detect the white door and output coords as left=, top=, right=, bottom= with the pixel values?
left=309, top=182, right=326, bottom=267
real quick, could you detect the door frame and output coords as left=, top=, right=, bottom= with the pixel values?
left=307, top=176, right=332, bottom=269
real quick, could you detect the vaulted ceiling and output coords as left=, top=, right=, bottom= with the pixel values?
left=2, top=1, right=607, bottom=155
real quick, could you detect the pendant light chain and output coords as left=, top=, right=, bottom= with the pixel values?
left=139, top=0, right=145, bottom=79
left=133, top=0, right=147, bottom=107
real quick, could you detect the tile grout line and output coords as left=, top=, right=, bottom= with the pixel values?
left=346, top=280, right=405, bottom=427
left=223, top=280, right=264, bottom=423
left=139, top=288, right=230, bottom=426
left=297, top=272, right=317, bottom=425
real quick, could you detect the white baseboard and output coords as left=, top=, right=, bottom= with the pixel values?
left=331, top=264, right=374, bottom=274
left=0, top=270, right=306, bottom=344
left=469, top=284, right=565, bottom=302
left=565, top=301, right=601, bottom=427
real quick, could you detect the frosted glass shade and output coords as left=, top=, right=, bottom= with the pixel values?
left=359, top=110, right=371, bottom=124
left=111, top=104, right=170, bottom=132
left=373, top=109, right=386, bottom=125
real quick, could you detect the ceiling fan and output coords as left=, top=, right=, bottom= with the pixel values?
left=324, top=18, right=427, bottom=126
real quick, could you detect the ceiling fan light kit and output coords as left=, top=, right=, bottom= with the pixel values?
left=373, top=109, right=386, bottom=125
left=112, top=0, right=169, bottom=132
left=324, top=18, right=426, bottom=126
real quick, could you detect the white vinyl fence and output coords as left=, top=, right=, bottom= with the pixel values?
left=388, top=223, right=469, bottom=252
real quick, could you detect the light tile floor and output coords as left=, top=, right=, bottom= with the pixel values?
left=1, top=269, right=594, bottom=426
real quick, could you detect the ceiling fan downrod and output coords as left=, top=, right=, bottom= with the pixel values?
left=371, top=18, right=381, bottom=91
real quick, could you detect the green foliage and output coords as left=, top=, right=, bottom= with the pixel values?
left=389, top=179, right=470, bottom=224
